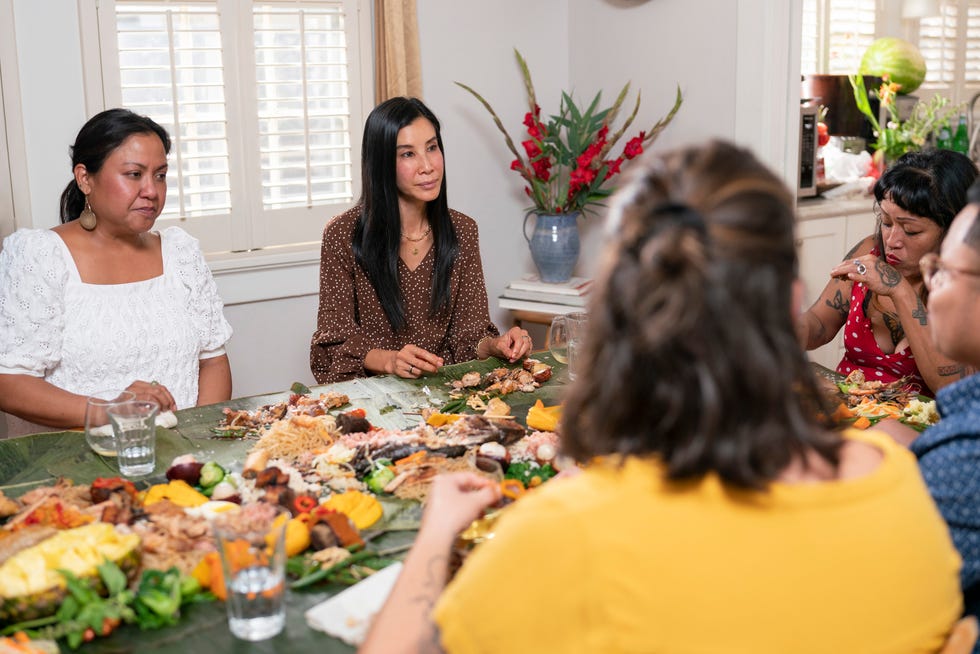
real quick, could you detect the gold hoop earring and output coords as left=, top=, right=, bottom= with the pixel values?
left=78, top=199, right=97, bottom=231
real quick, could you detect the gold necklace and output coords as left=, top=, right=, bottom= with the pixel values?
left=401, top=224, right=431, bottom=255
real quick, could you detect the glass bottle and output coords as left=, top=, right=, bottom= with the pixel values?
left=936, top=123, right=952, bottom=150
left=952, top=114, right=970, bottom=155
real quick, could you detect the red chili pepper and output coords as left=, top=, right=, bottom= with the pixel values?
left=293, top=495, right=318, bottom=514
left=92, top=477, right=137, bottom=496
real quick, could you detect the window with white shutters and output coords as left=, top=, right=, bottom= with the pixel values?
left=803, top=0, right=980, bottom=108
left=800, top=0, right=878, bottom=76
left=917, top=0, right=980, bottom=103
left=85, top=0, right=368, bottom=254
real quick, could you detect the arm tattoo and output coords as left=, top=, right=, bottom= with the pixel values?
left=825, top=289, right=849, bottom=320
left=412, top=554, right=449, bottom=654
left=911, top=296, right=927, bottom=326
left=875, top=259, right=901, bottom=287
left=811, top=317, right=827, bottom=341
left=938, top=364, right=966, bottom=378
left=882, top=311, right=905, bottom=345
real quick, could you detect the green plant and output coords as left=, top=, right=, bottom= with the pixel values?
left=456, top=49, right=683, bottom=217
left=849, top=74, right=962, bottom=162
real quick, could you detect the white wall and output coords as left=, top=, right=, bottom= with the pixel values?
left=13, top=0, right=87, bottom=230
left=5, top=0, right=800, bottom=399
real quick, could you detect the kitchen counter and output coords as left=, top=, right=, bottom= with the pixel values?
left=797, top=194, right=874, bottom=222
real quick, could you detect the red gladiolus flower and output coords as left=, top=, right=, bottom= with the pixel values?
left=525, top=186, right=533, bottom=197
left=532, top=158, right=552, bottom=181
left=576, top=141, right=603, bottom=169
left=604, top=157, right=623, bottom=180
left=570, top=166, right=597, bottom=186
left=624, top=133, right=645, bottom=159
left=523, top=112, right=536, bottom=129
left=527, top=124, right=543, bottom=140
left=510, top=159, right=524, bottom=172
left=522, top=139, right=542, bottom=159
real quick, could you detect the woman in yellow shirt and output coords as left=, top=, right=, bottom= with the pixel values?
left=362, top=140, right=962, bottom=654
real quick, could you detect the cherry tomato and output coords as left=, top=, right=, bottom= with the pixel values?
left=817, top=122, right=830, bottom=147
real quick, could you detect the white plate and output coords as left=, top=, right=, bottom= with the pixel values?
left=305, top=561, right=403, bottom=646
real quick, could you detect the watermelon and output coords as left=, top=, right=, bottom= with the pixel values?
left=859, top=37, right=927, bottom=95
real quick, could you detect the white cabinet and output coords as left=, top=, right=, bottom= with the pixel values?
left=796, top=198, right=877, bottom=370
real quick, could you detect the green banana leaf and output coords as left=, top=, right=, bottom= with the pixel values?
left=0, top=354, right=569, bottom=652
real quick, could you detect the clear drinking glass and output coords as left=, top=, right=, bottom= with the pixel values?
left=107, top=399, right=159, bottom=477
left=212, top=504, right=288, bottom=641
left=549, top=311, right=589, bottom=380
left=84, top=390, right=136, bottom=456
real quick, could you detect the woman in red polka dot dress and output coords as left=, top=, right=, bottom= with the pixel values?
left=799, top=150, right=977, bottom=396
left=309, top=98, right=532, bottom=384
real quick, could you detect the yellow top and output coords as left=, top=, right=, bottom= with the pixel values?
left=434, top=429, right=962, bottom=654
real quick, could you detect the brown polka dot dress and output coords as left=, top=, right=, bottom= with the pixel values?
left=310, top=206, right=500, bottom=383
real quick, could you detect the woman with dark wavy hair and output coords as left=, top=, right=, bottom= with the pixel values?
left=800, top=149, right=977, bottom=395
left=362, top=141, right=961, bottom=653
left=310, top=97, right=531, bottom=383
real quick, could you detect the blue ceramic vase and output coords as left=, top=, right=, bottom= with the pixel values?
left=523, top=211, right=581, bottom=283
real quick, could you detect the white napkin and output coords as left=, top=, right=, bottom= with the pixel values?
left=89, top=410, right=178, bottom=436
left=305, top=562, right=403, bottom=645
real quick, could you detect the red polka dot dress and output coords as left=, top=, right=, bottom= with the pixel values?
left=836, top=273, right=930, bottom=396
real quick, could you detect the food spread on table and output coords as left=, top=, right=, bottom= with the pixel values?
left=440, top=359, right=552, bottom=413
left=828, top=369, right=939, bottom=430
left=0, top=362, right=565, bottom=650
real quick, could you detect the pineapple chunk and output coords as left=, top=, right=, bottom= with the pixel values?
left=0, top=523, right=141, bottom=623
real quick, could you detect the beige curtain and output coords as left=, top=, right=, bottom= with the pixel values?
left=374, top=0, right=423, bottom=102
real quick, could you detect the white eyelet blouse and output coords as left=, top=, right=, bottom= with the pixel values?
left=0, top=226, right=233, bottom=409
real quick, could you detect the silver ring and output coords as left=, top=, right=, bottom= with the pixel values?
left=856, top=263, right=867, bottom=275
left=409, top=365, right=415, bottom=375
left=852, top=259, right=861, bottom=266
left=521, top=334, right=531, bottom=340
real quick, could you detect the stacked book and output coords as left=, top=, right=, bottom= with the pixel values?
left=498, top=274, right=593, bottom=315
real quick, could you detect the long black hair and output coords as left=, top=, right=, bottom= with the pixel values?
left=873, top=149, right=977, bottom=249
left=59, top=108, right=171, bottom=223
left=353, top=97, right=458, bottom=332
left=561, top=140, right=840, bottom=490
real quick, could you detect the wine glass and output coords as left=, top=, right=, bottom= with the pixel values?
left=549, top=311, right=588, bottom=378
left=549, top=315, right=570, bottom=364
left=85, top=389, right=135, bottom=456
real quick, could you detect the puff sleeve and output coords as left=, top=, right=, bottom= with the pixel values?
left=0, top=230, right=69, bottom=377
left=165, top=227, right=233, bottom=358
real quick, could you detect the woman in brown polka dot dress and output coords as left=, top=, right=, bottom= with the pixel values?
left=310, top=97, right=532, bottom=384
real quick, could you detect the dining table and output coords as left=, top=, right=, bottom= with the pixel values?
left=0, top=354, right=570, bottom=653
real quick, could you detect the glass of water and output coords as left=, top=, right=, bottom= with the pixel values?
left=107, top=399, right=159, bottom=477
left=549, top=311, right=589, bottom=380
left=84, top=389, right=136, bottom=456
left=212, top=503, right=288, bottom=641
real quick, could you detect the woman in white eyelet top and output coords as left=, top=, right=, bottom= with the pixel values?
left=0, top=109, right=232, bottom=436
